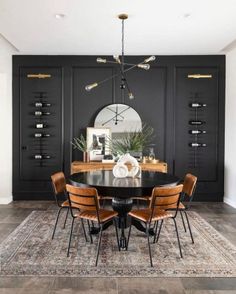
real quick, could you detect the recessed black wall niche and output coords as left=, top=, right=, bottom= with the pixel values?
left=13, top=55, right=225, bottom=201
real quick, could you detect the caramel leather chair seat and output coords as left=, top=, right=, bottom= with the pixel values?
left=61, top=200, right=70, bottom=207
left=75, top=209, right=118, bottom=223
left=129, top=208, right=174, bottom=223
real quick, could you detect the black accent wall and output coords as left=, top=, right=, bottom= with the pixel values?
left=13, top=55, right=225, bottom=201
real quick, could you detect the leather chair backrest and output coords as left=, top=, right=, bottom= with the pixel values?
left=51, top=172, right=66, bottom=195
left=149, top=184, right=183, bottom=210
left=66, top=184, right=100, bottom=211
left=183, top=173, right=197, bottom=198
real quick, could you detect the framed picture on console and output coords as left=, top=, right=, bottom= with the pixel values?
left=86, top=127, right=111, bottom=161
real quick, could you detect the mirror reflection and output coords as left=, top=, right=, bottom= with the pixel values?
left=94, top=103, right=142, bottom=140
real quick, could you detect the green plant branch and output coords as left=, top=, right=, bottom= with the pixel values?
left=71, top=134, right=88, bottom=152
left=107, top=124, right=155, bottom=155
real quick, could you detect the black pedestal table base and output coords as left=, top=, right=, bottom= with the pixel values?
left=112, top=197, right=133, bottom=250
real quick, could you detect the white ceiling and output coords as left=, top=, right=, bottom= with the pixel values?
left=0, top=0, right=236, bottom=55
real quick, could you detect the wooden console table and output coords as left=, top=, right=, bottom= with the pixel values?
left=71, top=161, right=167, bottom=174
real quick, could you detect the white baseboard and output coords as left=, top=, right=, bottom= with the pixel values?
left=0, top=196, right=12, bottom=204
left=224, top=197, right=236, bottom=208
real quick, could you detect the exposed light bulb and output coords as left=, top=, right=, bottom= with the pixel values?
left=137, top=64, right=150, bottom=70
left=55, top=13, right=66, bottom=19
left=144, top=56, right=156, bottom=63
left=85, top=83, right=98, bottom=91
left=97, top=58, right=107, bottom=63
left=128, top=92, right=134, bottom=99
left=113, top=55, right=121, bottom=63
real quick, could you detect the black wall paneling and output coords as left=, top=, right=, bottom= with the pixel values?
left=13, top=66, right=63, bottom=199
left=72, top=67, right=114, bottom=161
left=174, top=67, right=223, bottom=201
left=13, top=55, right=225, bottom=201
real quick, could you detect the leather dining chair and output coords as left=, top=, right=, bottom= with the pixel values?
left=51, top=172, right=71, bottom=239
left=178, top=173, right=197, bottom=244
left=127, top=184, right=183, bottom=267
left=66, top=184, right=119, bottom=266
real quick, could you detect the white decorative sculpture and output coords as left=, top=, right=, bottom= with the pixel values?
left=112, top=162, right=128, bottom=178
left=113, top=153, right=141, bottom=178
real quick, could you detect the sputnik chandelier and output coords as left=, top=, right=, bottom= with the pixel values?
left=85, top=14, right=156, bottom=100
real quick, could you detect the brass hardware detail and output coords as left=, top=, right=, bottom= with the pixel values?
left=118, top=13, right=128, bottom=20
left=188, top=74, right=212, bottom=79
left=27, top=74, right=51, bottom=79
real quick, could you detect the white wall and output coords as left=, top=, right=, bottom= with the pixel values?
left=225, top=47, right=236, bottom=208
left=0, top=35, right=16, bottom=204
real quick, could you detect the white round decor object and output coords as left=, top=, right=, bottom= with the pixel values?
left=112, top=163, right=128, bottom=178
left=117, top=153, right=141, bottom=178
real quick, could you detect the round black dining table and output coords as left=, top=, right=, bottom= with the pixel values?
left=69, top=170, right=180, bottom=249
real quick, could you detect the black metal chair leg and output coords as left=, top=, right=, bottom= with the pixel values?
left=87, top=220, right=93, bottom=244
left=155, top=219, right=163, bottom=243
left=113, top=218, right=120, bottom=251
left=180, top=210, right=187, bottom=232
left=81, top=219, right=88, bottom=242
left=52, top=207, right=63, bottom=239
left=172, top=218, right=183, bottom=258
left=146, top=224, right=153, bottom=267
left=63, top=208, right=69, bottom=229
left=95, top=224, right=103, bottom=266
left=67, top=217, right=75, bottom=257
left=153, top=221, right=159, bottom=243
left=184, top=211, right=194, bottom=244
left=126, top=221, right=132, bottom=251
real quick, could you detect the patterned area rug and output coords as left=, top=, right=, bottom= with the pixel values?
left=1, top=210, right=236, bottom=277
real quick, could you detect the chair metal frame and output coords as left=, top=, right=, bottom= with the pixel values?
left=66, top=184, right=119, bottom=266
left=179, top=173, right=197, bottom=244
left=51, top=172, right=70, bottom=239
left=127, top=184, right=183, bottom=267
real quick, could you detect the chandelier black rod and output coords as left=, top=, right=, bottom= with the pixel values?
left=88, top=62, right=142, bottom=87
left=121, top=18, right=125, bottom=102
left=98, top=60, right=147, bottom=67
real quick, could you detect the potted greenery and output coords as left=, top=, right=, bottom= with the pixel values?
left=108, top=124, right=154, bottom=158
left=71, top=134, right=89, bottom=162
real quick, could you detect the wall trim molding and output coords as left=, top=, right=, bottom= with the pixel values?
left=0, top=196, right=12, bottom=204
left=224, top=196, right=236, bottom=208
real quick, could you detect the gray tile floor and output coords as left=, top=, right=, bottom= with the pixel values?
left=1, top=201, right=236, bottom=294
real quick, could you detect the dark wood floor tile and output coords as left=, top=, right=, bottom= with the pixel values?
left=17, top=288, right=51, bottom=294
left=1, top=211, right=32, bottom=223
left=49, top=289, right=117, bottom=294
left=0, top=277, right=54, bottom=289
left=52, top=277, right=117, bottom=292
left=0, top=289, right=22, bottom=294
left=181, top=278, right=236, bottom=290
left=117, top=278, right=185, bottom=294
left=0, top=223, right=19, bottom=242
left=4, top=201, right=53, bottom=209
left=185, top=290, right=236, bottom=294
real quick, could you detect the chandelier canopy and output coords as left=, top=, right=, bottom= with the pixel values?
left=85, top=14, right=156, bottom=100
